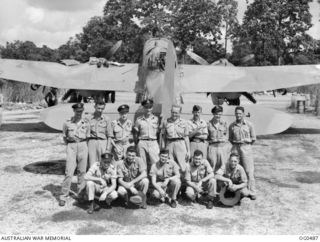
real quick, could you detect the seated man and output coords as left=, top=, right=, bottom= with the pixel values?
left=149, top=149, right=181, bottom=208
left=185, top=150, right=217, bottom=209
left=215, top=153, right=251, bottom=201
left=84, top=153, right=118, bottom=214
left=117, top=146, right=149, bottom=209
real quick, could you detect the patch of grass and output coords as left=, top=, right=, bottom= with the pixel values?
left=51, top=208, right=156, bottom=226
left=76, top=223, right=106, bottom=235
left=179, top=214, right=237, bottom=230
left=4, top=165, right=22, bottom=174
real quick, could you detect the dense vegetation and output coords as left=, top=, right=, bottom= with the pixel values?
left=0, top=0, right=319, bottom=103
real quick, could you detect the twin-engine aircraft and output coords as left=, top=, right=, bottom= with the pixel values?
left=0, top=37, right=320, bottom=135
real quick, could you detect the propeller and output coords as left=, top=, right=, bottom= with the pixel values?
left=106, top=40, right=123, bottom=59
left=186, top=49, right=254, bottom=65
left=186, top=50, right=209, bottom=65
left=240, top=54, right=254, bottom=63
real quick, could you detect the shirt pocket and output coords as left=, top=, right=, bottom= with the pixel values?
left=130, top=167, right=139, bottom=178
left=113, top=125, right=123, bottom=138
left=199, top=167, right=206, bottom=178
left=218, top=126, right=226, bottom=138
left=165, top=123, right=175, bottom=137
left=151, top=120, right=159, bottom=130
left=176, top=122, right=187, bottom=136
left=67, top=127, right=75, bottom=136
left=77, top=125, right=87, bottom=138
left=166, top=166, right=174, bottom=177
left=241, top=126, right=251, bottom=139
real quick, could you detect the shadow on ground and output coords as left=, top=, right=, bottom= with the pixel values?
left=24, top=160, right=65, bottom=175
left=43, top=184, right=63, bottom=202
left=0, top=122, right=59, bottom=133
left=294, top=171, right=320, bottom=184
left=257, top=176, right=300, bottom=188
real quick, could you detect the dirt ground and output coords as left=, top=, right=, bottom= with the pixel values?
left=0, top=94, right=320, bottom=235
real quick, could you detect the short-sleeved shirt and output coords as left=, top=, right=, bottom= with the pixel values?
left=229, top=119, right=256, bottom=144
left=86, top=162, right=117, bottom=185
left=207, top=118, right=228, bottom=143
left=117, top=157, right=146, bottom=182
left=185, top=159, right=213, bottom=183
left=188, top=118, right=208, bottom=140
left=134, top=115, right=159, bottom=139
left=87, top=114, right=113, bottom=140
left=111, top=119, right=132, bottom=142
left=149, top=159, right=180, bottom=182
left=223, top=164, right=248, bottom=185
left=162, top=117, right=189, bottom=139
left=62, top=117, right=90, bottom=142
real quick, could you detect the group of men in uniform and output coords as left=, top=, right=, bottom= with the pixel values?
left=58, top=98, right=257, bottom=213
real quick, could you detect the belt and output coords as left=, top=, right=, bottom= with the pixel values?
left=167, top=137, right=184, bottom=141
left=232, top=142, right=251, bottom=145
left=190, top=138, right=206, bottom=143
left=209, top=140, right=226, bottom=144
left=139, top=138, right=157, bottom=141
left=115, top=140, right=129, bottom=145
left=67, top=139, right=86, bottom=143
left=88, top=137, right=105, bottom=140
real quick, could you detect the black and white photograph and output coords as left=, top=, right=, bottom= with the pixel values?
left=0, top=0, right=319, bottom=237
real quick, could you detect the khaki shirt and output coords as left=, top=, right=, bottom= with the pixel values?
left=162, top=117, right=189, bottom=139
left=150, top=159, right=180, bottom=182
left=134, top=114, right=159, bottom=139
left=86, top=162, right=117, bottom=185
left=207, top=118, right=228, bottom=143
left=188, top=118, right=208, bottom=140
left=111, top=119, right=132, bottom=142
left=62, top=117, right=90, bottom=142
left=229, top=120, right=256, bottom=144
left=87, top=114, right=112, bottom=140
left=117, top=157, right=146, bottom=182
left=223, top=164, right=248, bottom=185
left=185, top=159, right=213, bottom=183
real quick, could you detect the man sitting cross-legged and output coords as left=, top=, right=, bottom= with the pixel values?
left=117, top=146, right=149, bottom=209
left=185, top=149, right=217, bottom=209
left=84, top=153, right=118, bottom=214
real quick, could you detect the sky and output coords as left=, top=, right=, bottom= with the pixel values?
left=0, top=0, right=319, bottom=49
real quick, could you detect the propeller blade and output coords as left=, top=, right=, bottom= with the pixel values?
left=240, top=54, right=254, bottom=63
left=186, top=50, right=209, bottom=65
left=107, top=40, right=123, bottom=58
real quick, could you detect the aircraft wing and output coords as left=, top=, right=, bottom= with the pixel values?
left=181, top=64, right=320, bottom=93
left=0, top=59, right=138, bottom=91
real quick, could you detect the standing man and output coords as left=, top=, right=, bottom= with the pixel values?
left=59, top=103, right=90, bottom=206
left=207, top=106, right=228, bottom=171
left=87, top=101, right=113, bottom=167
left=110, top=104, right=133, bottom=161
left=150, top=149, right=181, bottom=208
left=229, top=106, right=256, bottom=200
left=188, top=105, right=208, bottom=159
left=133, top=99, right=160, bottom=171
left=84, top=153, right=118, bottom=214
left=117, top=146, right=149, bottom=209
left=161, top=105, right=190, bottom=173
